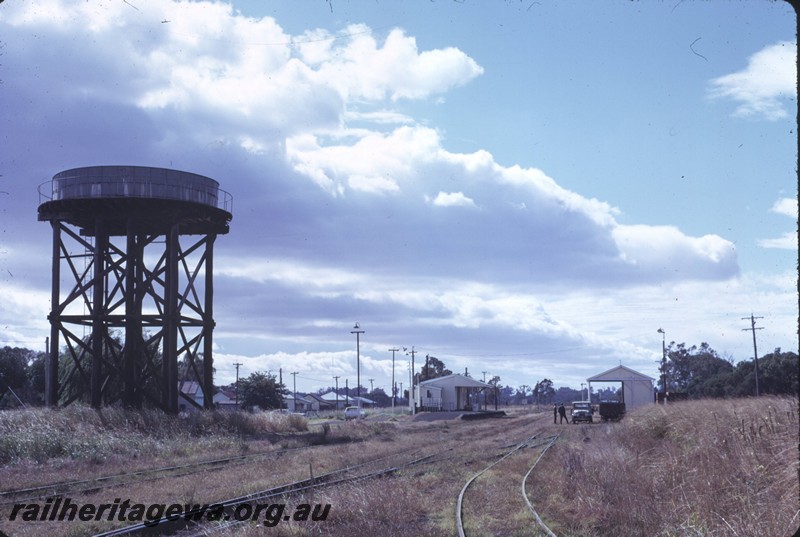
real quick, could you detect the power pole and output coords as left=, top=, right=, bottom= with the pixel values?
left=482, top=371, right=488, bottom=411
left=657, top=328, right=667, bottom=405
left=291, top=371, right=298, bottom=411
left=742, top=314, right=764, bottom=397
left=345, top=378, right=349, bottom=405
left=408, top=346, right=417, bottom=414
left=333, top=375, right=340, bottom=410
left=368, top=378, right=374, bottom=394
left=389, top=348, right=400, bottom=410
left=233, top=362, right=243, bottom=409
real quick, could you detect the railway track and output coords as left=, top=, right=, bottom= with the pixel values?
left=456, top=430, right=560, bottom=537
left=1, top=410, right=559, bottom=536
left=0, top=444, right=316, bottom=507
left=92, top=448, right=438, bottom=536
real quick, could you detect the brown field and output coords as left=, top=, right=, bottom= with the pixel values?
left=0, top=396, right=797, bottom=536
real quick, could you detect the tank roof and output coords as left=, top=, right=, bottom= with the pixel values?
left=38, top=165, right=232, bottom=236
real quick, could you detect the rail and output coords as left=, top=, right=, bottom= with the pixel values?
left=37, top=168, right=233, bottom=214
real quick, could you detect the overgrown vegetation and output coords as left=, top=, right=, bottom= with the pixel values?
left=528, top=396, right=799, bottom=536
left=0, top=399, right=796, bottom=536
left=0, top=405, right=307, bottom=465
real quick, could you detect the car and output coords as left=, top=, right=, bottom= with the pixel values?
left=570, top=401, right=594, bottom=424
left=343, top=406, right=364, bottom=420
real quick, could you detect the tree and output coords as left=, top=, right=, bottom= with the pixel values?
left=665, top=342, right=733, bottom=397
left=486, top=375, right=502, bottom=406
left=238, top=371, right=287, bottom=410
left=532, top=378, right=555, bottom=403
left=421, top=355, right=452, bottom=381
left=0, top=346, right=33, bottom=407
left=747, top=347, right=798, bottom=396
left=368, top=387, right=390, bottom=407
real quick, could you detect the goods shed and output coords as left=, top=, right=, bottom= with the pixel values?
left=587, top=364, right=654, bottom=411
left=417, top=374, right=491, bottom=411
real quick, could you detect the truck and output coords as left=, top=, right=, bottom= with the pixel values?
left=570, top=401, right=594, bottom=423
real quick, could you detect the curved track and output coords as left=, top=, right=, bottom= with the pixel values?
left=456, top=431, right=560, bottom=537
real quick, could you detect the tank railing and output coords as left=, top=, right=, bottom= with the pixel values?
left=38, top=179, right=233, bottom=214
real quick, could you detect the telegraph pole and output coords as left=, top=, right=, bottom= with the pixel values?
left=233, top=362, right=243, bottom=409
left=408, top=347, right=417, bottom=414
left=291, top=372, right=298, bottom=411
left=742, top=314, right=764, bottom=397
left=333, top=375, right=340, bottom=410
left=657, top=328, right=667, bottom=405
left=389, top=348, right=400, bottom=410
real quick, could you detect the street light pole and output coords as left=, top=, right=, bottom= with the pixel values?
left=350, top=323, right=364, bottom=406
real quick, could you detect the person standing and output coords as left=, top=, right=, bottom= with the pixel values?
left=553, top=403, right=558, bottom=424
left=558, top=403, right=569, bottom=424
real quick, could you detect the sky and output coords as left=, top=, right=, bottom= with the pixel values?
left=0, top=0, right=797, bottom=397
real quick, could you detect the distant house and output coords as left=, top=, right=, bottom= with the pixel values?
left=320, top=391, right=352, bottom=410
left=284, top=393, right=316, bottom=413
left=304, top=393, right=336, bottom=411
left=178, top=381, right=204, bottom=410
left=213, top=388, right=238, bottom=411
left=350, top=396, right=376, bottom=408
left=417, top=374, right=491, bottom=412
left=587, top=365, right=654, bottom=411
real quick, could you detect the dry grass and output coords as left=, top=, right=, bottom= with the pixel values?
left=527, top=396, right=799, bottom=537
left=1, top=400, right=797, bottom=536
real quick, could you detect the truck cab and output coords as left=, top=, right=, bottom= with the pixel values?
left=570, top=401, right=594, bottom=423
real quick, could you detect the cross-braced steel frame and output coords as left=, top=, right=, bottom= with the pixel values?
left=44, top=219, right=217, bottom=412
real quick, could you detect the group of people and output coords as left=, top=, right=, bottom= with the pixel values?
left=554, top=403, right=569, bottom=424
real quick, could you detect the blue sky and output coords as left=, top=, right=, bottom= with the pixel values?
left=0, top=0, right=796, bottom=396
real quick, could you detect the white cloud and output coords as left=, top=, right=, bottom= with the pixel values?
left=758, top=233, right=797, bottom=250
left=611, top=225, right=738, bottom=278
left=758, top=197, right=798, bottom=250
left=313, top=26, right=484, bottom=101
left=431, top=191, right=477, bottom=208
left=708, top=41, right=797, bottom=120
left=770, top=197, right=798, bottom=218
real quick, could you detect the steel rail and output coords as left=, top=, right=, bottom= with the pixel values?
left=455, top=431, right=540, bottom=537
left=521, top=432, right=561, bottom=537
left=0, top=444, right=316, bottom=507
left=91, top=450, right=436, bottom=537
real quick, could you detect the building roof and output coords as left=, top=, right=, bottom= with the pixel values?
left=419, top=373, right=491, bottom=389
left=178, top=380, right=201, bottom=395
left=587, top=364, right=655, bottom=382
left=305, top=393, right=335, bottom=406
left=320, top=391, right=349, bottom=401
left=284, top=393, right=314, bottom=403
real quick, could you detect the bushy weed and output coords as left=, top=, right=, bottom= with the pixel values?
left=531, top=396, right=798, bottom=537
left=0, top=405, right=308, bottom=465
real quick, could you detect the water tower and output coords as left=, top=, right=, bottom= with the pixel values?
left=38, top=166, right=232, bottom=412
